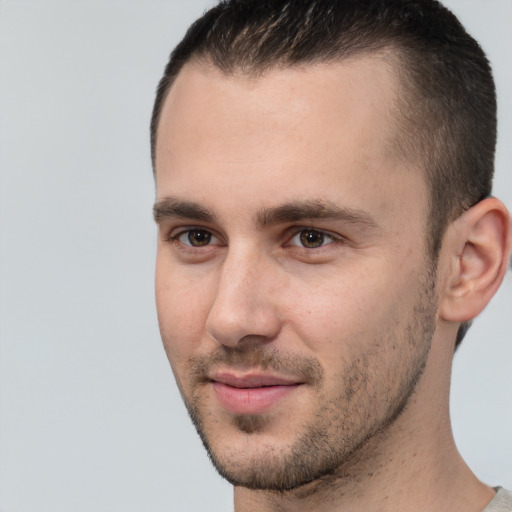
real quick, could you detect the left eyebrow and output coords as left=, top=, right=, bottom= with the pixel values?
left=153, top=196, right=216, bottom=223
left=255, top=200, right=379, bottom=230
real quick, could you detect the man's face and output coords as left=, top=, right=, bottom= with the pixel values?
left=154, top=57, right=438, bottom=490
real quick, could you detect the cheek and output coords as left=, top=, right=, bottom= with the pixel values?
left=284, top=260, right=427, bottom=380
left=155, top=262, right=213, bottom=366
left=285, top=266, right=392, bottom=351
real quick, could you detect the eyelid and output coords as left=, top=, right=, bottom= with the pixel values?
left=285, top=226, right=344, bottom=247
left=163, top=224, right=345, bottom=250
left=167, top=226, right=224, bottom=247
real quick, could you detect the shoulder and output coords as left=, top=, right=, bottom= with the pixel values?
left=483, top=488, right=512, bottom=512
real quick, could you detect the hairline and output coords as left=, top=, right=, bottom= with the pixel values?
left=151, top=46, right=438, bottom=254
left=152, top=44, right=423, bottom=177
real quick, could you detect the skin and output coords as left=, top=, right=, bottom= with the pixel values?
left=154, top=57, right=508, bottom=511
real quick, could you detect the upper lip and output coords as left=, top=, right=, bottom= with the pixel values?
left=209, top=372, right=302, bottom=388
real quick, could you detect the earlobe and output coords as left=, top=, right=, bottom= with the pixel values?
left=440, top=197, right=511, bottom=323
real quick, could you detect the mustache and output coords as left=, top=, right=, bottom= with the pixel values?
left=189, top=344, right=324, bottom=385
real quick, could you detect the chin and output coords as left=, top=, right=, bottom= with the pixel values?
left=190, top=412, right=355, bottom=492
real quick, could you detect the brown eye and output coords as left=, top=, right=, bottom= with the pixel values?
left=188, top=230, right=211, bottom=246
left=176, top=229, right=213, bottom=247
left=299, top=229, right=325, bottom=248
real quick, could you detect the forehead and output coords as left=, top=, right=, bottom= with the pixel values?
left=156, top=56, right=401, bottom=175
left=154, top=57, right=427, bottom=233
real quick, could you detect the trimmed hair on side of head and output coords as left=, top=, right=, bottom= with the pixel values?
left=151, top=0, right=497, bottom=347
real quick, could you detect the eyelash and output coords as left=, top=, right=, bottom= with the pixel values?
left=287, top=228, right=340, bottom=249
left=171, top=228, right=223, bottom=248
left=168, top=226, right=343, bottom=250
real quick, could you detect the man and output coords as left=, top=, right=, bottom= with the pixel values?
left=150, top=1, right=512, bottom=510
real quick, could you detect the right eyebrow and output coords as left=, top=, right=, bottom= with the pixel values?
left=256, top=200, right=379, bottom=230
left=153, top=196, right=216, bottom=223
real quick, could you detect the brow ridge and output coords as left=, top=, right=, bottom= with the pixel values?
left=153, top=197, right=215, bottom=223
left=153, top=196, right=378, bottom=230
left=256, top=200, right=378, bottom=229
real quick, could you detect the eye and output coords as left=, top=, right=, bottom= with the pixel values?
left=289, top=229, right=337, bottom=248
left=174, top=229, right=219, bottom=247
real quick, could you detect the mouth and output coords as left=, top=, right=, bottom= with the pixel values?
left=208, top=371, right=303, bottom=415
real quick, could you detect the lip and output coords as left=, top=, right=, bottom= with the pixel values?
left=210, top=372, right=303, bottom=415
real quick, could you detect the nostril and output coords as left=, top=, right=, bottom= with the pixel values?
left=205, top=303, right=281, bottom=348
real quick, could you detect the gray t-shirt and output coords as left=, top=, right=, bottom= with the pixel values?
left=483, top=488, right=512, bottom=512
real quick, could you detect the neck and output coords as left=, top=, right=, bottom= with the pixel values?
left=233, top=336, right=494, bottom=512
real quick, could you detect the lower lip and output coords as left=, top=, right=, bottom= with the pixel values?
left=212, top=382, right=300, bottom=415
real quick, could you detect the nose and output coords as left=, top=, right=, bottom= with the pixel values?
left=205, top=249, right=282, bottom=348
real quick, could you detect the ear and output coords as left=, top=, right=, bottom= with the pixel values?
left=440, top=197, right=511, bottom=323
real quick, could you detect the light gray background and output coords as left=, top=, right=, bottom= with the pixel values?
left=0, top=1, right=510, bottom=511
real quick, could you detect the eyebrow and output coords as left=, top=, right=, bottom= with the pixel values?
left=153, top=196, right=378, bottom=230
left=256, top=200, right=379, bottom=230
left=153, top=197, right=216, bottom=223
